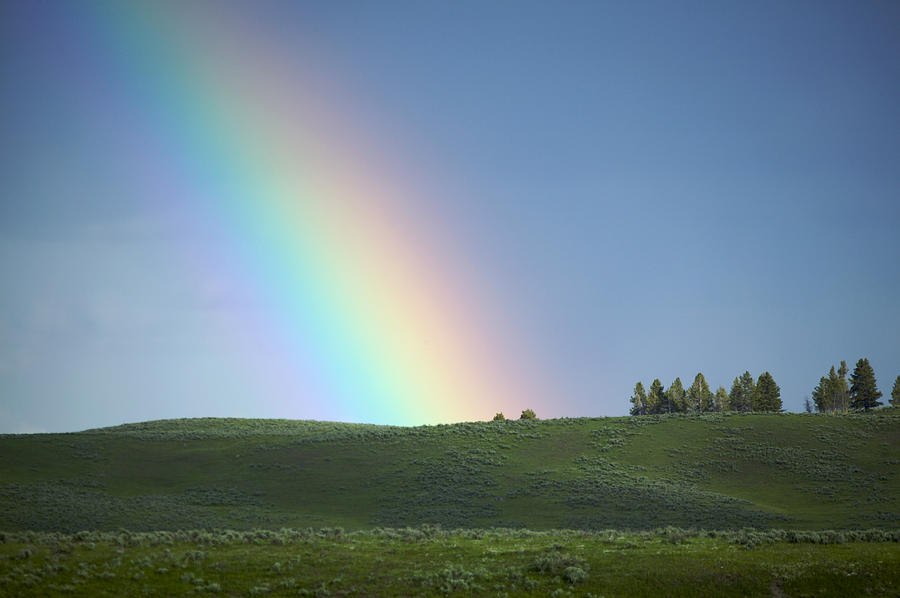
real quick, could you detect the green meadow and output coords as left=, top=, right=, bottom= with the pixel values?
left=2, top=411, right=898, bottom=596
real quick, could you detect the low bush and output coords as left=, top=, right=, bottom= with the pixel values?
left=562, top=566, right=588, bottom=584
left=533, top=550, right=587, bottom=575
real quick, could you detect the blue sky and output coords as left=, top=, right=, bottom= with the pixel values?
left=1, top=1, right=899, bottom=432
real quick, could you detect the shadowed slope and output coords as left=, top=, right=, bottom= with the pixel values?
left=1, top=412, right=897, bottom=531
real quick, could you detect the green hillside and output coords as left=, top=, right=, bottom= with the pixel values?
left=2, top=411, right=898, bottom=532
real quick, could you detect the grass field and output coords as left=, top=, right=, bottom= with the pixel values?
left=1, top=411, right=898, bottom=595
left=2, top=528, right=898, bottom=597
left=2, top=411, right=898, bottom=531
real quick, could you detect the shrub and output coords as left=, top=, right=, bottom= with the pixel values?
left=533, top=551, right=586, bottom=574
left=520, top=409, right=537, bottom=420
left=662, top=526, right=688, bottom=544
left=562, top=566, right=588, bottom=584
left=493, top=413, right=506, bottom=421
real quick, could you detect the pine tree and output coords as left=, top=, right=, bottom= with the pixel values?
left=729, top=371, right=755, bottom=412
left=714, top=386, right=730, bottom=412
left=753, top=372, right=781, bottom=412
left=687, top=373, right=713, bottom=412
left=667, top=377, right=686, bottom=413
left=849, top=358, right=882, bottom=411
left=629, top=382, right=647, bottom=416
left=728, top=377, right=741, bottom=411
left=836, top=361, right=850, bottom=412
left=826, top=366, right=840, bottom=412
left=828, top=366, right=841, bottom=412
left=647, top=379, right=666, bottom=415
left=892, top=375, right=900, bottom=407
left=811, top=363, right=851, bottom=413
left=811, top=374, right=831, bottom=413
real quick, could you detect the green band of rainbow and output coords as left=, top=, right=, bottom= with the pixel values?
left=85, top=2, right=543, bottom=424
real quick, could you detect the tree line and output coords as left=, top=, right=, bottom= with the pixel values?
left=628, top=371, right=781, bottom=415
left=629, top=358, right=900, bottom=416
left=809, top=357, right=899, bottom=413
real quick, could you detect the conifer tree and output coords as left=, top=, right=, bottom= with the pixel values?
left=753, top=372, right=781, bottom=412
left=811, top=374, right=831, bottom=413
left=739, top=371, right=756, bottom=411
left=891, top=375, right=900, bottom=407
left=826, top=366, right=841, bottom=412
left=687, top=373, right=713, bottom=412
left=667, top=377, right=686, bottom=413
left=729, top=371, right=755, bottom=412
left=629, top=382, right=647, bottom=416
left=849, top=358, right=882, bottom=411
left=647, top=379, right=666, bottom=414
left=728, top=377, right=742, bottom=412
left=714, top=386, right=730, bottom=412
left=828, top=366, right=840, bottom=411
left=812, top=363, right=851, bottom=413
left=658, top=378, right=675, bottom=414
left=836, top=361, right=850, bottom=412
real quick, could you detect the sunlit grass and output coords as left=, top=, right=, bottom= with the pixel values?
left=1, top=411, right=898, bottom=595
left=1, top=528, right=897, bottom=597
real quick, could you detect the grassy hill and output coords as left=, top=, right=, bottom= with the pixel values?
left=2, top=411, right=898, bottom=532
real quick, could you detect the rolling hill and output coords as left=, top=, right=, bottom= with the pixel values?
left=2, top=410, right=897, bottom=532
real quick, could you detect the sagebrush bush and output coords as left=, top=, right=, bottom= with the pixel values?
left=562, top=566, right=588, bottom=584
left=533, top=551, right=586, bottom=574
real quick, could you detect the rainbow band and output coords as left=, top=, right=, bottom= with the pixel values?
left=84, top=2, right=542, bottom=424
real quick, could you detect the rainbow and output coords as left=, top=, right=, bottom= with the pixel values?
left=83, top=3, right=545, bottom=425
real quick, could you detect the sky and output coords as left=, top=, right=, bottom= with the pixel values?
left=1, top=1, right=899, bottom=433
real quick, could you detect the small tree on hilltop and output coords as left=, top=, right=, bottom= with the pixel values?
left=820, top=366, right=839, bottom=412
left=647, top=378, right=666, bottom=415
left=728, top=376, right=744, bottom=412
left=827, top=366, right=840, bottom=412
left=811, top=374, right=828, bottom=413
left=667, top=377, right=686, bottom=413
left=629, top=382, right=647, bottom=416
left=714, top=386, right=730, bottom=412
left=492, top=412, right=506, bottom=421
left=892, top=375, right=900, bottom=407
left=849, top=358, right=882, bottom=411
left=812, top=363, right=850, bottom=413
left=836, top=361, right=850, bottom=412
left=729, top=371, right=755, bottom=412
left=812, top=367, right=835, bottom=413
left=520, top=408, right=537, bottom=420
left=753, top=372, right=781, bottom=412
left=687, top=372, right=713, bottom=412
